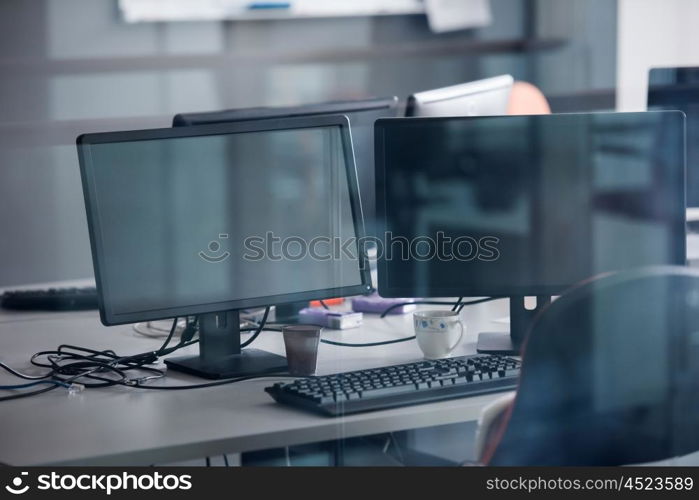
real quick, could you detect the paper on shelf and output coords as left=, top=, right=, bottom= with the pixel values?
left=424, top=0, right=492, bottom=33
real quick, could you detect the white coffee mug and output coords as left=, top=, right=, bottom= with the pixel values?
left=413, top=310, right=464, bottom=359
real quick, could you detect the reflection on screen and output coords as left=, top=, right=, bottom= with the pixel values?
left=648, top=67, right=699, bottom=206
left=377, top=112, right=685, bottom=297
left=86, top=126, right=363, bottom=316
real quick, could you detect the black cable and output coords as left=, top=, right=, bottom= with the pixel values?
left=319, top=300, right=329, bottom=310
left=0, top=353, right=116, bottom=401
left=0, top=361, right=52, bottom=380
left=223, top=454, right=229, bottom=466
left=156, top=317, right=179, bottom=354
left=240, top=306, right=270, bottom=348
left=381, top=297, right=498, bottom=318
left=1, top=318, right=203, bottom=403
left=0, top=383, right=61, bottom=402
left=179, top=317, right=199, bottom=344
left=205, top=457, right=211, bottom=467
left=7, top=345, right=285, bottom=398
left=320, top=337, right=415, bottom=347
left=0, top=380, right=69, bottom=390
left=451, top=297, right=463, bottom=312
left=379, top=300, right=458, bottom=318
left=122, top=373, right=300, bottom=391
left=26, top=336, right=201, bottom=391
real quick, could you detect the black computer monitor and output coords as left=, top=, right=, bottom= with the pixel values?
left=648, top=67, right=699, bottom=207
left=375, top=112, right=686, bottom=354
left=173, top=97, right=399, bottom=237
left=77, top=115, right=371, bottom=379
left=405, top=75, right=513, bottom=117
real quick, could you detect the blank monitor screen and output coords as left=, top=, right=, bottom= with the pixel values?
left=173, top=98, right=400, bottom=236
left=405, top=75, right=513, bottom=118
left=375, top=112, right=686, bottom=298
left=78, top=117, right=370, bottom=325
left=648, top=67, right=699, bottom=206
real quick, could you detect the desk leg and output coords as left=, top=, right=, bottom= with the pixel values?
left=224, top=453, right=241, bottom=467
left=332, top=440, right=344, bottom=466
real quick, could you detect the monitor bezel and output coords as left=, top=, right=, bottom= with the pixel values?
left=374, top=111, right=687, bottom=298
left=172, top=96, right=400, bottom=127
left=78, top=115, right=372, bottom=325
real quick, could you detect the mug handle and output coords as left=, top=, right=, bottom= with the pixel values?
left=448, top=320, right=464, bottom=352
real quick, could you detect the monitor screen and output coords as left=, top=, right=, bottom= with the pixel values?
left=78, top=117, right=370, bottom=324
left=375, top=112, right=686, bottom=297
left=648, top=67, right=699, bottom=206
left=172, top=98, right=400, bottom=236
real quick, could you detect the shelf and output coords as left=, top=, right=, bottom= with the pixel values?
left=0, top=116, right=174, bottom=149
left=0, top=37, right=567, bottom=76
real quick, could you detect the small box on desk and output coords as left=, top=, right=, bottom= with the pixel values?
left=351, top=294, right=417, bottom=315
left=298, top=308, right=363, bottom=330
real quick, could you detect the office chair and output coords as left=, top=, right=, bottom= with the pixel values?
left=478, top=266, right=699, bottom=466
left=507, top=81, right=551, bottom=115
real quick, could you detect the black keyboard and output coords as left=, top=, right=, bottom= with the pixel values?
left=1, top=287, right=98, bottom=311
left=265, top=354, right=520, bottom=416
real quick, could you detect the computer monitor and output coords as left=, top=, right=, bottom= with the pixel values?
left=375, top=112, right=686, bottom=354
left=77, top=115, right=371, bottom=379
left=648, top=67, right=699, bottom=209
left=173, top=97, right=399, bottom=237
left=405, top=75, right=513, bottom=117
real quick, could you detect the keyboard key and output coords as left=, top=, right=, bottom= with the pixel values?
left=360, top=384, right=415, bottom=398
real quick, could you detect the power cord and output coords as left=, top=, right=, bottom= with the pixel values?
left=456, top=297, right=497, bottom=313
left=114, top=373, right=300, bottom=391
left=240, top=307, right=270, bottom=348
left=0, top=380, right=70, bottom=390
left=0, top=318, right=198, bottom=400
left=0, top=383, right=63, bottom=402
left=379, top=297, right=496, bottom=318
left=321, top=337, right=415, bottom=347
left=0, top=361, right=52, bottom=380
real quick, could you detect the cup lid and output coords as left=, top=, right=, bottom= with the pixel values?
left=283, top=324, right=322, bottom=333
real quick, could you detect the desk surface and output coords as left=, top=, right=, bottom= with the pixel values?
left=0, top=295, right=511, bottom=466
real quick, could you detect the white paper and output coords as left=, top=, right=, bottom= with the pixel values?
left=119, top=0, right=424, bottom=23
left=424, top=0, right=492, bottom=33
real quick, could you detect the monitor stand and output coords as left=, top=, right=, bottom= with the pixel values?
left=165, top=310, right=288, bottom=379
left=476, top=296, right=551, bottom=355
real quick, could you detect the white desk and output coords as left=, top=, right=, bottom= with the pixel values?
left=0, top=296, right=511, bottom=466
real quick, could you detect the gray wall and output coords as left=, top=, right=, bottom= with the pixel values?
left=0, top=0, right=616, bottom=286
left=617, top=0, right=699, bottom=111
